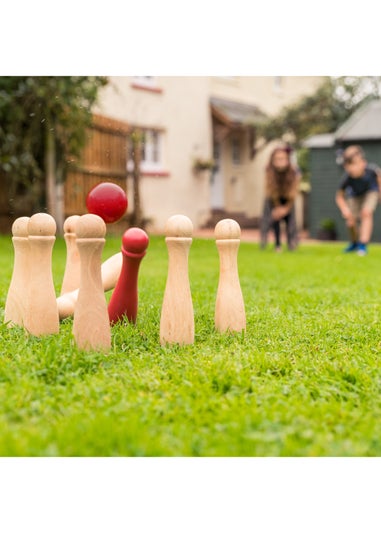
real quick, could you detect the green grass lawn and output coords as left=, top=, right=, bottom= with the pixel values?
left=1, top=232, right=381, bottom=456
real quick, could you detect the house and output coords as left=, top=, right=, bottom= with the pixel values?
left=71, top=76, right=325, bottom=232
left=304, top=99, right=381, bottom=242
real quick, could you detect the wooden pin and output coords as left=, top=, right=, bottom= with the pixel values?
left=4, top=217, right=31, bottom=327
left=160, top=214, right=194, bottom=345
left=23, top=213, right=60, bottom=336
left=60, top=215, right=81, bottom=295
left=108, top=227, right=149, bottom=325
left=57, top=251, right=123, bottom=320
left=72, top=214, right=111, bottom=351
left=214, top=218, right=246, bottom=333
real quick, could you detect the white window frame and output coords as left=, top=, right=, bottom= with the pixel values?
left=231, top=137, right=241, bottom=165
left=141, top=129, right=163, bottom=171
left=133, top=76, right=156, bottom=88
left=128, top=128, right=165, bottom=173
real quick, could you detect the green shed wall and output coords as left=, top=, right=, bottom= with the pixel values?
left=309, top=141, right=381, bottom=242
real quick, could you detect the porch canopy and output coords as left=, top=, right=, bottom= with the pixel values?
left=210, top=96, right=267, bottom=152
left=210, top=96, right=266, bottom=128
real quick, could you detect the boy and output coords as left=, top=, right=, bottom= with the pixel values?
left=335, top=145, right=381, bottom=255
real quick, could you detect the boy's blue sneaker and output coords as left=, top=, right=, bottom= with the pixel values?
left=357, top=243, right=368, bottom=256
left=344, top=242, right=358, bottom=253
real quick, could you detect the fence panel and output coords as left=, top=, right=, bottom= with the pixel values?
left=65, top=114, right=129, bottom=216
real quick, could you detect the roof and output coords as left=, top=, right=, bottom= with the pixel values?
left=303, top=99, right=381, bottom=148
left=210, top=96, right=267, bottom=127
left=335, top=99, right=381, bottom=141
left=303, top=133, right=335, bottom=148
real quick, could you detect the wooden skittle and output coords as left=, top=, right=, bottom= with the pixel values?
left=160, top=214, right=194, bottom=345
left=72, top=214, right=111, bottom=351
left=23, top=213, right=60, bottom=336
left=60, top=215, right=81, bottom=295
left=4, top=217, right=31, bottom=327
left=214, top=218, right=246, bottom=333
left=57, top=251, right=123, bottom=319
left=108, top=227, right=149, bottom=325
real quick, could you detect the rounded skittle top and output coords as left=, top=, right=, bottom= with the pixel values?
left=75, top=214, right=106, bottom=239
left=165, top=214, right=193, bottom=237
left=12, top=216, right=30, bottom=237
left=215, top=218, right=241, bottom=240
left=28, top=213, right=56, bottom=236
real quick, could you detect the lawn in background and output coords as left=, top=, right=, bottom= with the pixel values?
left=0, top=233, right=381, bottom=456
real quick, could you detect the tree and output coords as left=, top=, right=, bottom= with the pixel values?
left=0, top=76, right=108, bottom=228
left=257, top=76, right=381, bottom=147
left=129, top=128, right=144, bottom=228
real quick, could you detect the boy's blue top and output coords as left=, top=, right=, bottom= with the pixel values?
left=339, top=165, right=379, bottom=197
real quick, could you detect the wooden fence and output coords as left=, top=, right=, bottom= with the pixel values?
left=64, top=114, right=130, bottom=217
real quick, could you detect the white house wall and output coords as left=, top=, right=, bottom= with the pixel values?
left=95, top=76, right=325, bottom=231
left=96, top=76, right=212, bottom=231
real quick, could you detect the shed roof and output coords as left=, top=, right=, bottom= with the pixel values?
left=303, top=99, right=381, bottom=148
left=335, top=98, right=381, bottom=141
left=303, top=133, right=335, bottom=148
left=210, top=96, right=267, bottom=127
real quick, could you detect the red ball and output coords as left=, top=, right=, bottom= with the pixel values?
left=122, top=227, right=149, bottom=254
left=86, top=182, right=128, bottom=224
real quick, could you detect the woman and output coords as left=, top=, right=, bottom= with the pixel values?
left=260, top=145, right=301, bottom=251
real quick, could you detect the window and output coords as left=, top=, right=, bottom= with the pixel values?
left=131, top=76, right=162, bottom=93
left=213, top=142, right=221, bottom=162
left=142, top=130, right=161, bottom=168
left=128, top=128, right=166, bottom=175
left=232, top=138, right=241, bottom=164
left=133, top=76, right=156, bottom=88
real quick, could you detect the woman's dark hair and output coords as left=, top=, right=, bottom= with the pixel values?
left=265, top=146, right=299, bottom=202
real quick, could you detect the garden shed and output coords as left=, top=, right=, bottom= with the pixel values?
left=304, top=99, right=381, bottom=242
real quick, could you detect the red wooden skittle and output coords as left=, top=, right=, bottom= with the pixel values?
left=108, top=227, right=149, bottom=324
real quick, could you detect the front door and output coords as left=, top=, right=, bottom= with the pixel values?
left=211, top=141, right=224, bottom=209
